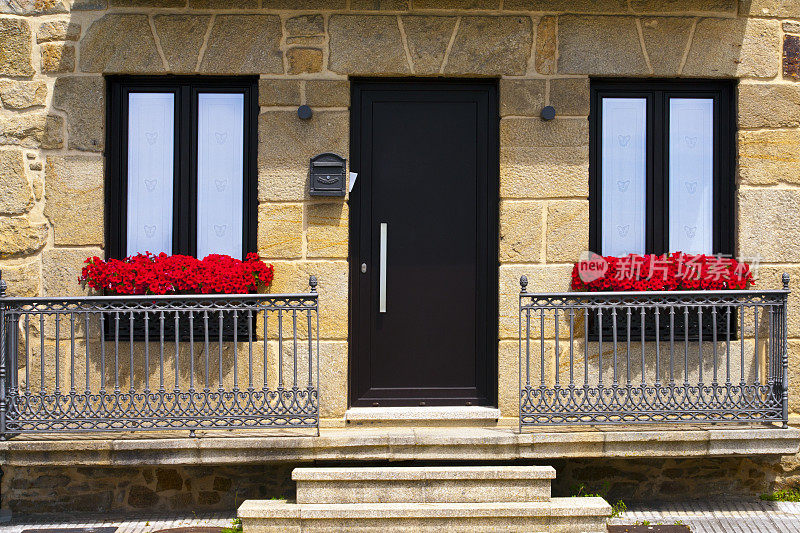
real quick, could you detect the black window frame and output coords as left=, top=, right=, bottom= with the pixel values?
left=106, top=75, right=259, bottom=260
left=589, top=79, right=735, bottom=258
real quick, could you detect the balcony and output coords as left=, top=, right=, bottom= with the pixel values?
left=518, top=275, right=791, bottom=430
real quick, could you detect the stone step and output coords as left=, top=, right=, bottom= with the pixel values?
left=293, top=466, right=556, bottom=504
left=239, top=497, right=611, bottom=533
left=344, top=406, right=501, bottom=427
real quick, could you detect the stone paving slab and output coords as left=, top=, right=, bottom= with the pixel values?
left=611, top=500, right=800, bottom=533
left=0, top=514, right=234, bottom=533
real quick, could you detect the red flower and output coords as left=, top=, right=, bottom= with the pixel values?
left=571, top=253, right=755, bottom=293
left=79, top=253, right=275, bottom=296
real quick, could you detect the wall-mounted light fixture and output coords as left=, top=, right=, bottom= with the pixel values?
left=298, top=105, right=313, bottom=120
left=541, top=105, right=556, bottom=121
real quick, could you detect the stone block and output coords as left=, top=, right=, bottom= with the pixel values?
left=683, top=18, right=780, bottom=78
left=499, top=200, right=544, bottom=263
left=0, top=0, right=68, bottom=14
left=501, top=117, right=588, bottom=148
left=738, top=129, right=800, bottom=186
left=45, top=156, right=104, bottom=246
left=287, top=48, right=323, bottom=74
left=499, top=79, right=545, bottom=117
left=444, top=16, right=532, bottom=76
left=548, top=78, right=590, bottom=117
left=789, top=340, right=800, bottom=413
left=558, top=16, right=648, bottom=75
left=630, top=0, right=736, bottom=13
left=498, top=264, right=574, bottom=339
left=0, top=113, right=63, bottom=149
left=42, top=247, right=103, bottom=297
left=262, top=0, right=345, bottom=6
left=41, top=43, right=75, bottom=73
left=640, top=17, right=694, bottom=75
left=189, top=0, right=257, bottom=6
left=546, top=200, right=589, bottom=263
left=79, top=14, right=165, bottom=73
left=0, top=80, right=47, bottom=109
left=268, top=260, right=348, bottom=340
left=286, top=15, right=324, bottom=36
left=329, top=15, right=409, bottom=75
left=535, top=16, right=556, bottom=75
left=738, top=188, right=800, bottom=263
left=305, top=80, right=350, bottom=108
left=501, top=146, right=589, bottom=199
left=153, top=15, right=211, bottom=73
left=505, top=0, right=627, bottom=11
left=2, top=259, right=40, bottom=297
left=414, top=0, right=498, bottom=6
left=71, top=0, right=107, bottom=8
left=0, top=150, right=34, bottom=215
left=785, top=21, right=800, bottom=34
left=307, top=202, right=348, bottom=259
left=53, top=76, right=104, bottom=152
left=738, top=83, right=800, bottom=129
left=319, top=341, right=348, bottom=418
left=257, top=111, right=348, bottom=201
left=741, top=0, right=800, bottom=17
left=0, top=18, right=33, bottom=76
left=200, top=15, right=282, bottom=74
left=401, top=16, right=457, bottom=74
left=351, top=0, right=409, bottom=8
left=37, top=21, right=80, bottom=42
left=110, top=0, right=185, bottom=4
left=0, top=217, right=48, bottom=259
left=754, top=266, right=800, bottom=339
left=259, top=80, right=301, bottom=107
left=257, top=203, right=303, bottom=259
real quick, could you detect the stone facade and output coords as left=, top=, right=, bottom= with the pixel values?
left=1, top=0, right=800, bottom=512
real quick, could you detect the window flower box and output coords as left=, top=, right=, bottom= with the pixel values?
left=80, top=253, right=274, bottom=342
left=572, top=253, right=754, bottom=341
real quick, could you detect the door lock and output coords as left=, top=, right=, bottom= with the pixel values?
left=361, top=263, right=367, bottom=273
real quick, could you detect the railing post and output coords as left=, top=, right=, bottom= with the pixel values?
left=0, top=271, right=7, bottom=440
left=309, top=275, right=320, bottom=436
left=518, top=276, right=527, bottom=434
left=782, top=273, right=791, bottom=428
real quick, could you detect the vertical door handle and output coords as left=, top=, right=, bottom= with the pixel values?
left=379, top=222, right=387, bottom=313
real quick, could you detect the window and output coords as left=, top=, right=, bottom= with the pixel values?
left=589, top=80, right=734, bottom=258
left=106, top=77, right=258, bottom=260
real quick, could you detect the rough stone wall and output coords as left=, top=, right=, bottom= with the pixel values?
left=0, top=0, right=798, bottom=423
left=3, top=455, right=800, bottom=513
left=1, top=464, right=295, bottom=514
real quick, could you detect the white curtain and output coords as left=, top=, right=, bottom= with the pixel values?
left=669, top=98, right=713, bottom=254
left=126, top=93, right=175, bottom=256
left=196, top=93, right=244, bottom=259
left=601, top=98, right=647, bottom=257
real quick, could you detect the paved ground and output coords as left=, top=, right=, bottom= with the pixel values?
left=611, top=499, right=800, bottom=533
left=0, top=500, right=799, bottom=533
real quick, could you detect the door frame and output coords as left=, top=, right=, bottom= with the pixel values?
left=347, top=78, right=500, bottom=408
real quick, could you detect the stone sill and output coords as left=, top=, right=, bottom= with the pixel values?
left=0, top=425, right=797, bottom=466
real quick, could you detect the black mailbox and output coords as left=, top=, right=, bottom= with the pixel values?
left=309, top=153, right=347, bottom=197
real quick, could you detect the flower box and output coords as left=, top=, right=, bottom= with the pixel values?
left=81, top=253, right=274, bottom=342
left=572, top=253, right=753, bottom=342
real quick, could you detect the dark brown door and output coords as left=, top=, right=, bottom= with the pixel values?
left=349, top=80, right=498, bottom=407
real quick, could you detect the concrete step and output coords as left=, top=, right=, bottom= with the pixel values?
left=239, top=497, right=611, bottom=533
left=293, top=465, right=556, bottom=504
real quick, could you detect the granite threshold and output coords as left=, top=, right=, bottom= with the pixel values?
left=0, top=424, right=797, bottom=466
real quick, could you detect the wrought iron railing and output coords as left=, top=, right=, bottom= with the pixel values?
left=0, top=274, right=320, bottom=438
left=519, top=275, right=790, bottom=430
